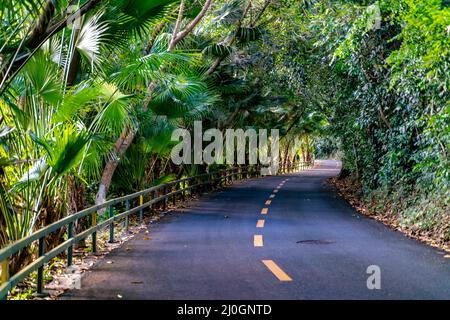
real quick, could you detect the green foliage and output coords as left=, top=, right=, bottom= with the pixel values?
left=271, top=0, right=449, bottom=240
left=1, top=0, right=448, bottom=276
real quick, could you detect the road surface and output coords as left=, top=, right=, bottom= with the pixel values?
left=63, top=160, right=450, bottom=300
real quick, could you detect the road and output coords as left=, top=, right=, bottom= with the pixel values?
left=63, top=160, right=450, bottom=300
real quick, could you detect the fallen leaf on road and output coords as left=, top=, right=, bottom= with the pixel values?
left=143, top=236, right=151, bottom=240
left=131, top=281, right=143, bottom=284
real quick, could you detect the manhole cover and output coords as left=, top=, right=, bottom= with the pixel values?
left=296, top=240, right=334, bottom=245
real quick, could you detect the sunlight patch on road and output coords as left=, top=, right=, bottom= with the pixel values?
left=269, top=194, right=275, bottom=198
left=262, top=260, right=292, bottom=282
left=261, top=208, right=268, bottom=214
left=265, top=200, right=272, bottom=205
left=256, top=219, right=265, bottom=228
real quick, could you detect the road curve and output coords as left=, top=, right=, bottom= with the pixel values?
left=63, top=160, right=450, bottom=300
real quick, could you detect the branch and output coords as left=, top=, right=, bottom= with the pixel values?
left=170, top=0, right=186, bottom=47
left=205, top=0, right=271, bottom=76
left=45, top=0, right=102, bottom=39
left=378, top=106, right=391, bottom=129
left=250, top=0, right=271, bottom=27
left=169, top=0, right=213, bottom=51
left=26, top=0, right=56, bottom=49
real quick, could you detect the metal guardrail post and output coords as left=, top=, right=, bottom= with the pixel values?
left=199, top=177, right=203, bottom=193
left=151, top=190, right=155, bottom=212
left=1, top=259, right=9, bottom=300
left=109, top=205, right=114, bottom=243
left=208, top=174, right=211, bottom=191
left=125, top=200, right=130, bottom=232
left=139, top=195, right=143, bottom=224
left=37, top=237, right=45, bottom=294
left=182, top=181, right=186, bottom=201
left=67, top=222, right=73, bottom=267
left=163, top=186, right=167, bottom=211
left=92, top=211, right=97, bottom=253
left=173, top=184, right=177, bottom=205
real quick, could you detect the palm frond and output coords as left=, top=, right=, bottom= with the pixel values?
left=22, top=52, right=62, bottom=106
left=105, top=0, right=178, bottom=45
left=76, top=11, right=110, bottom=67
left=110, top=48, right=199, bottom=92
left=202, top=43, right=233, bottom=58
left=95, top=82, right=132, bottom=135
left=53, top=83, right=99, bottom=123
left=47, top=126, right=90, bottom=178
left=210, top=0, right=243, bottom=26
left=236, top=26, right=262, bottom=43
left=150, top=74, right=218, bottom=120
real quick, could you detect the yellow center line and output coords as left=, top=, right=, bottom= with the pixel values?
left=256, top=219, right=265, bottom=228
left=254, top=235, right=263, bottom=247
left=265, top=200, right=272, bottom=205
left=262, top=260, right=292, bottom=281
left=269, top=194, right=275, bottom=198
left=261, top=208, right=268, bottom=214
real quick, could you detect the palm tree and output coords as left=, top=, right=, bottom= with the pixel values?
left=95, top=0, right=214, bottom=207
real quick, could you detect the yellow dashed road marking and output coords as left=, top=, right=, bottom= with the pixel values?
left=265, top=200, right=272, bottom=205
left=261, top=208, right=268, bottom=214
left=256, top=219, right=265, bottom=228
left=254, top=235, right=263, bottom=247
left=262, top=260, right=292, bottom=281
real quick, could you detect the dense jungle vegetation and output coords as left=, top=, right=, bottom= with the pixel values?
left=0, top=0, right=448, bottom=274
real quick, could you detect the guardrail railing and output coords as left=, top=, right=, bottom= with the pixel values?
left=0, top=162, right=312, bottom=299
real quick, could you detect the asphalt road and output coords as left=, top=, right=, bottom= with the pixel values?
left=63, top=160, right=450, bottom=300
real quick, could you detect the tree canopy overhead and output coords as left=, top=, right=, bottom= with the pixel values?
left=0, top=0, right=449, bottom=276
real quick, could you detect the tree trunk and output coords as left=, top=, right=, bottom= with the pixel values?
left=66, top=45, right=81, bottom=86
left=95, top=127, right=137, bottom=207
